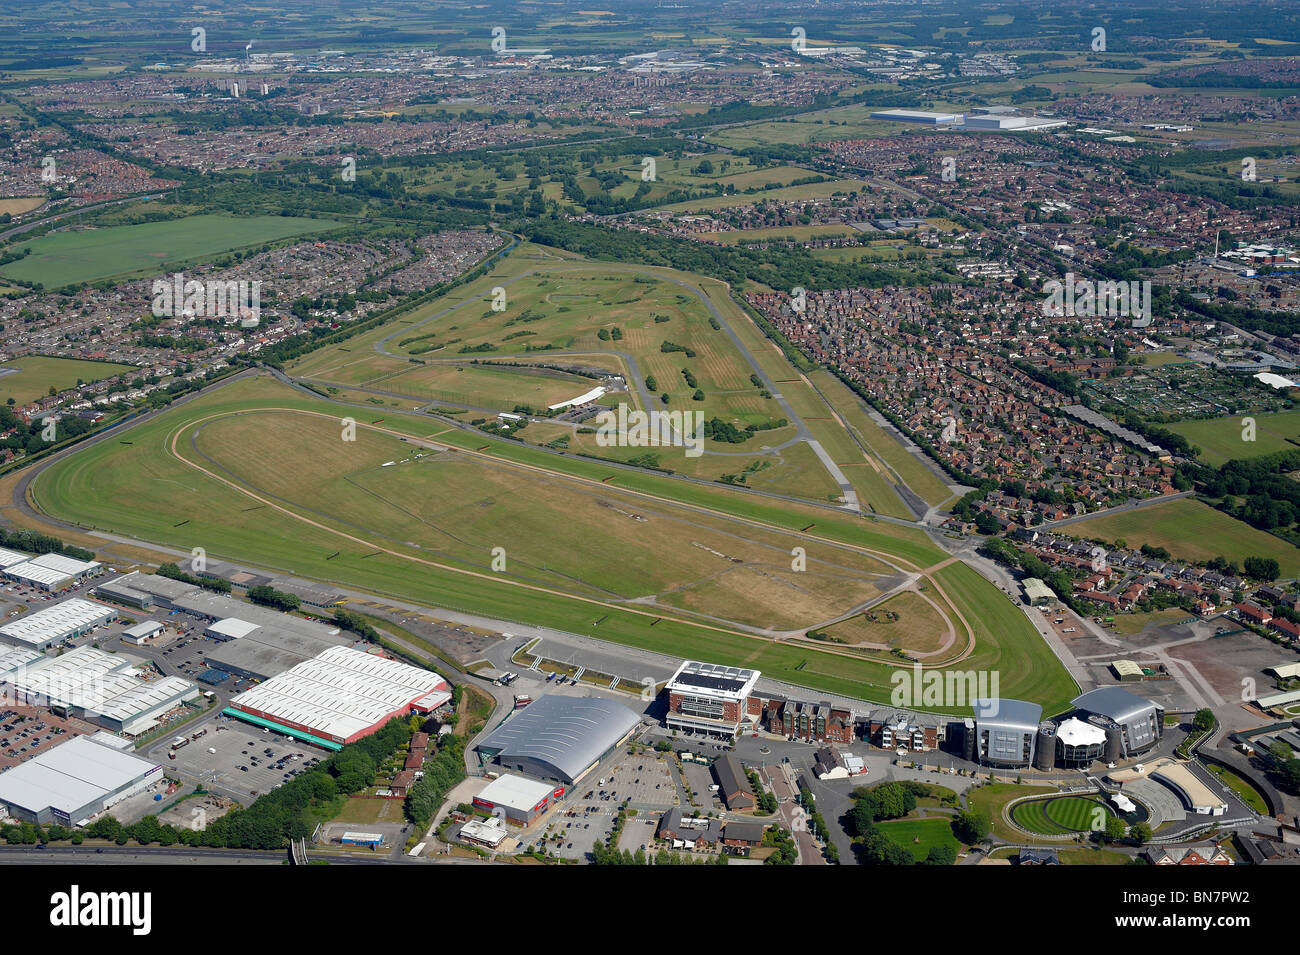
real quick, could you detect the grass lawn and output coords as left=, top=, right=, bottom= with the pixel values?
left=876, top=817, right=962, bottom=861
left=331, top=797, right=396, bottom=825
left=1058, top=497, right=1300, bottom=578
left=0, top=214, right=345, bottom=286
left=1058, top=847, right=1132, bottom=865
left=1166, top=409, right=1300, bottom=466
left=0, top=356, right=136, bottom=405
left=1012, top=795, right=1110, bottom=836
left=1207, top=763, right=1268, bottom=814
left=1108, top=607, right=1191, bottom=637
left=32, top=374, right=1066, bottom=709
left=966, top=783, right=1056, bottom=843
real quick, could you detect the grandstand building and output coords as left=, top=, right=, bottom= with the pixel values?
left=971, top=698, right=1042, bottom=768
left=1072, top=687, right=1164, bottom=760
left=664, top=660, right=762, bottom=737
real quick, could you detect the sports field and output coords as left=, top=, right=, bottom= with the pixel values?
left=1167, top=410, right=1300, bottom=466
left=0, top=214, right=346, bottom=286
left=30, top=373, right=1074, bottom=711
left=1011, top=795, right=1110, bottom=836
left=1059, top=497, right=1300, bottom=578
left=0, top=356, right=136, bottom=405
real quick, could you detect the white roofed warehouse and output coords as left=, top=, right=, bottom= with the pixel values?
left=0, top=597, right=116, bottom=650
left=0, top=645, right=200, bottom=736
left=472, top=773, right=562, bottom=825
left=4, top=554, right=101, bottom=592
left=225, top=645, right=452, bottom=749
left=0, top=735, right=163, bottom=826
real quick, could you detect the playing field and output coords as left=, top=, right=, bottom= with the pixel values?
left=0, top=356, right=136, bottom=406
left=1167, top=410, right=1300, bottom=466
left=876, top=817, right=962, bottom=859
left=0, top=214, right=346, bottom=286
left=30, top=373, right=1073, bottom=711
left=1012, top=796, right=1110, bottom=835
left=1059, top=498, right=1300, bottom=578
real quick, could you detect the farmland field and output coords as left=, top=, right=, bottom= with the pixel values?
left=1058, top=497, right=1300, bottom=578
left=0, top=214, right=346, bottom=286
left=0, top=356, right=136, bottom=405
left=1166, top=410, right=1300, bottom=465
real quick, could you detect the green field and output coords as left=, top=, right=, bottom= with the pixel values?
left=0, top=214, right=346, bottom=286
left=0, top=356, right=136, bottom=406
left=1060, top=497, right=1300, bottom=578
left=1167, top=410, right=1300, bottom=466
left=31, top=372, right=1071, bottom=711
left=876, top=817, right=962, bottom=860
left=1012, top=795, right=1110, bottom=836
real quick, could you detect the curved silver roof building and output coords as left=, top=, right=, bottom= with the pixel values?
left=473, top=694, right=641, bottom=784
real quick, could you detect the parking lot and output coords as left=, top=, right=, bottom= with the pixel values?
left=0, top=706, right=97, bottom=768
left=680, top=762, right=723, bottom=812
left=593, top=754, right=676, bottom=811
left=530, top=802, right=619, bottom=860
left=162, top=712, right=326, bottom=801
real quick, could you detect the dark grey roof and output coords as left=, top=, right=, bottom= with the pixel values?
left=1072, top=687, right=1163, bottom=723
left=474, top=694, right=640, bottom=782
left=712, top=753, right=752, bottom=800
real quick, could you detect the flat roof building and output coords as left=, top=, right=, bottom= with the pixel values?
left=207, top=617, right=261, bottom=641
left=665, top=660, right=761, bottom=737
left=0, top=597, right=116, bottom=650
left=472, top=773, right=561, bottom=825
left=0, top=734, right=163, bottom=825
left=122, top=621, right=164, bottom=645
left=225, top=645, right=451, bottom=749
left=474, top=694, right=641, bottom=785
left=870, top=108, right=960, bottom=124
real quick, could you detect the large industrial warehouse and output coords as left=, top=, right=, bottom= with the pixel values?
left=224, top=645, right=451, bottom=749
left=0, top=734, right=163, bottom=825
left=473, top=694, right=641, bottom=785
left=0, top=646, right=200, bottom=735
left=0, top=597, right=116, bottom=650
left=95, top=571, right=353, bottom=680
left=3, top=553, right=102, bottom=592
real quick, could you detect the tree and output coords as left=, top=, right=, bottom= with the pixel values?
left=1103, top=814, right=1127, bottom=843
left=922, top=843, right=957, bottom=865
left=1244, top=556, right=1280, bottom=581
left=1128, top=822, right=1151, bottom=845
left=952, top=810, right=990, bottom=844
left=1193, top=708, right=1214, bottom=732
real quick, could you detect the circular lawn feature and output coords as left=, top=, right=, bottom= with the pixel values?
left=1012, top=795, right=1112, bottom=836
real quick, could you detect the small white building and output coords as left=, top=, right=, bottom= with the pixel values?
left=122, top=620, right=164, bottom=645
